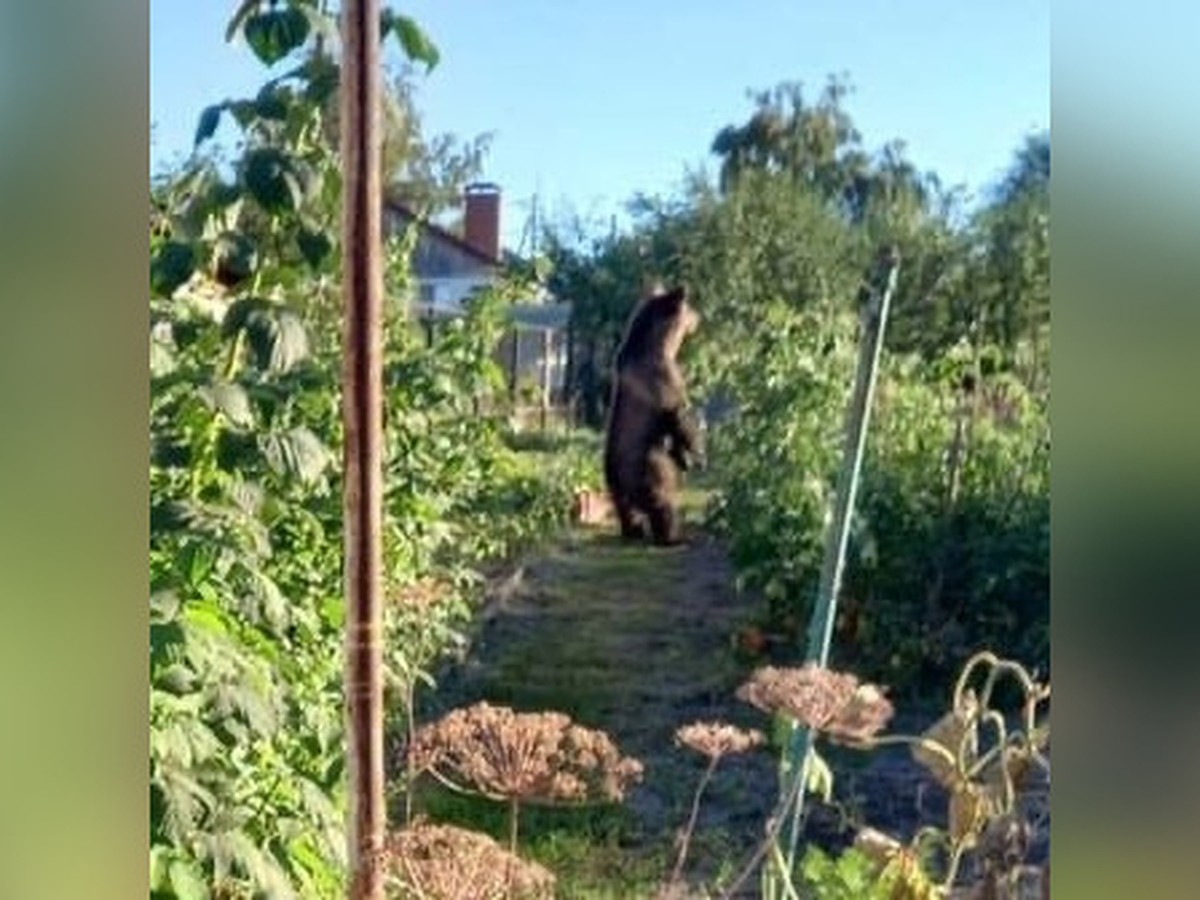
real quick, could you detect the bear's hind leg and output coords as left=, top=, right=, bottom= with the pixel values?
left=612, top=493, right=648, bottom=540
left=646, top=499, right=683, bottom=547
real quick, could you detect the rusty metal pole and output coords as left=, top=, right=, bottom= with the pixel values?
left=339, top=0, right=385, bottom=897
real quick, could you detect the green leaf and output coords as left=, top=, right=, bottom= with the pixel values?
left=320, top=596, right=344, bottom=630
left=150, top=241, right=195, bottom=298
left=227, top=99, right=259, bottom=128
left=262, top=427, right=332, bottom=484
left=213, top=679, right=278, bottom=736
left=199, top=381, right=254, bottom=429
left=168, top=858, right=210, bottom=900
left=149, top=845, right=172, bottom=891
left=221, top=296, right=273, bottom=336
left=223, top=298, right=312, bottom=374
left=299, top=777, right=340, bottom=826
left=205, top=831, right=298, bottom=900
left=194, top=104, right=223, bottom=147
left=150, top=622, right=186, bottom=670
left=804, top=747, right=834, bottom=804
left=242, top=148, right=303, bottom=214
left=150, top=590, right=181, bottom=624
left=296, top=227, right=332, bottom=270
left=242, top=7, right=311, bottom=67
left=255, top=308, right=310, bottom=373
left=157, top=663, right=196, bottom=695
left=225, top=0, right=260, bottom=43
left=388, top=13, right=440, bottom=72
left=183, top=542, right=218, bottom=589
left=211, top=230, right=257, bottom=287
left=216, top=430, right=261, bottom=472
left=320, top=753, right=346, bottom=792
left=254, top=83, right=291, bottom=121
left=286, top=836, right=330, bottom=884
left=298, top=51, right=339, bottom=106
left=228, top=478, right=265, bottom=516
left=182, top=601, right=230, bottom=637
left=296, top=3, right=340, bottom=44
left=249, top=568, right=290, bottom=633
left=150, top=327, right=177, bottom=378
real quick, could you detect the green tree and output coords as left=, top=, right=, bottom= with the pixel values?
left=381, top=66, right=493, bottom=218
left=543, top=227, right=642, bottom=426
left=711, top=76, right=867, bottom=207
left=708, top=76, right=976, bottom=361
left=971, top=130, right=1050, bottom=382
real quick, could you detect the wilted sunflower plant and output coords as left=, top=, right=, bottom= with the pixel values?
left=853, top=650, right=1051, bottom=899
left=700, top=652, right=1049, bottom=900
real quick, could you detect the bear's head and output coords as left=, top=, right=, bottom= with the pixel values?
left=617, top=285, right=700, bottom=364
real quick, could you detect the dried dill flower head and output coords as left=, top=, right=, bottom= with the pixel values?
left=408, top=702, right=644, bottom=805
left=828, top=681, right=894, bottom=746
left=383, top=822, right=555, bottom=900
left=675, top=721, right=764, bottom=760
left=736, top=664, right=894, bottom=746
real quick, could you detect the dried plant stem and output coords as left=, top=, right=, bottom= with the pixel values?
left=869, top=734, right=959, bottom=769
left=424, top=767, right=507, bottom=803
left=404, top=678, right=416, bottom=826
left=509, top=796, right=520, bottom=853
left=941, top=841, right=970, bottom=890
left=766, top=839, right=802, bottom=900
left=717, top=751, right=810, bottom=900
left=954, top=651, right=1046, bottom=723
left=669, top=755, right=720, bottom=887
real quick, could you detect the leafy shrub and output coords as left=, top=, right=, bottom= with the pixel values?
left=149, top=7, right=582, bottom=896
left=683, top=169, right=1048, bottom=698
left=841, top=355, right=1049, bottom=693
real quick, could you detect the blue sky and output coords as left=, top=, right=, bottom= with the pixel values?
left=151, top=0, right=1049, bottom=251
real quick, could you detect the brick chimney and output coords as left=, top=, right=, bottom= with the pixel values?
left=463, top=182, right=501, bottom=261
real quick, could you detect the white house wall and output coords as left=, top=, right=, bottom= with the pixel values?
left=416, top=274, right=495, bottom=313
left=495, top=328, right=570, bottom=396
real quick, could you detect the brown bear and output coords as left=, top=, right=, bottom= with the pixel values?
left=602, top=285, right=703, bottom=546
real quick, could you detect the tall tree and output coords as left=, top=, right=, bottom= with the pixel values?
left=709, top=76, right=969, bottom=358
left=971, top=130, right=1050, bottom=379
left=381, top=66, right=493, bottom=218
left=711, top=76, right=865, bottom=204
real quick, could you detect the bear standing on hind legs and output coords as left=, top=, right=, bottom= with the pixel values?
left=603, top=285, right=703, bottom=547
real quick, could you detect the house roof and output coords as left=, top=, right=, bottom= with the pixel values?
left=384, top=196, right=502, bottom=268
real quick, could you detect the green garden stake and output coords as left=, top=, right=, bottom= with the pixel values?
left=776, top=246, right=901, bottom=887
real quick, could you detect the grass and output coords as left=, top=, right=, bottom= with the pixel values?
left=475, top=536, right=734, bottom=722
left=393, top=470, right=776, bottom=897
left=504, top=427, right=602, bottom=457
left=413, top=786, right=671, bottom=899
